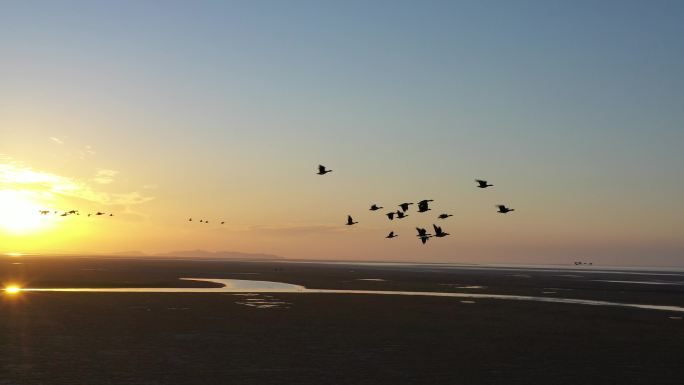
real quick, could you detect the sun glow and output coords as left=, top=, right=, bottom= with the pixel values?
left=0, top=190, right=52, bottom=234
left=4, top=285, right=21, bottom=294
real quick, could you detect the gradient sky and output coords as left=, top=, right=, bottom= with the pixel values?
left=1, top=1, right=683, bottom=266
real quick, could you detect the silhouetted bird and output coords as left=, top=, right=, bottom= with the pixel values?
left=416, top=227, right=431, bottom=237
left=189, top=218, right=192, bottom=221
left=369, top=204, right=383, bottom=211
left=386, top=231, right=397, bottom=239
left=346, top=215, right=358, bottom=226
left=109, top=214, right=113, bottom=217
left=476, top=179, right=493, bottom=188
left=417, top=201, right=431, bottom=213
left=317, top=165, right=332, bottom=175
left=418, top=199, right=434, bottom=205
left=205, top=220, right=208, bottom=223
left=39, top=210, right=50, bottom=215
left=399, top=202, right=413, bottom=212
left=60, top=212, right=68, bottom=217
left=221, top=221, right=225, bottom=225
left=88, top=213, right=92, bottom=217
left=433, top=224, right=449, bottom=238
left=386, top=212, right=395, bottom=220
left=438, top=213, right=453, bottom=219
left=96, top=212, right=105, bottom=216
left=419, top=235, right=431, bottom=244
left=200, top=219, right=203, bottom=223
left=396, top=211, right=408, bottom=219
left=496, top=205, right=515, bottom=214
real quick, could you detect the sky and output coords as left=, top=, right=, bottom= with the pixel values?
left=1, top=0, right=683, bottom=266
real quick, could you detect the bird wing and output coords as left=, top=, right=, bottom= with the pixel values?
left=433, top=224, right=441, bottom=233
left=318, top=165, right=325, bottom=172
left=347, top=215, right=353, bottom=224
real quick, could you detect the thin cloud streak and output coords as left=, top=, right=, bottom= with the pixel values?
left=93, top=169, right=120, bottom=184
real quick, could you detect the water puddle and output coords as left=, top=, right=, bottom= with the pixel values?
left=440, top=284, right=485, bottom=289
left=593, top=280, right=684, bottom=286
left=237, top=299, right=291, bottom=309
left=228, top=292, right=291, bottom=309
left=10, top=278, right=684, bottom=313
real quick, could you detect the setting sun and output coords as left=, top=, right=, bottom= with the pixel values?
left=0, top=190, right=52, bottom=234
left=4, top=285, right=21, bottom=294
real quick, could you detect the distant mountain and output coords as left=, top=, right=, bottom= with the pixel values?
left=153, top=249, right=283, bottom=260
left=111, top=250, right=148, bottom=256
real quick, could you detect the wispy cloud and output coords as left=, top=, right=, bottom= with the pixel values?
left=0, top=158, right=154, bottom=207
left=93, top=169, right=119, bottom=184
left=50, top=137, right=65, bottom=145
left=78, top=145, right=96, bottom=159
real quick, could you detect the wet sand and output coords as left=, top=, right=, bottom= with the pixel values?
left=1, top=256, right=683, bottom=384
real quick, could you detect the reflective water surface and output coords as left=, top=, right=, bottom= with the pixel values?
left=593, top=280, right=684, bottom=285
left=11, top=278, right=684, bottom=313
left=19, top=278, right=305, bottom=293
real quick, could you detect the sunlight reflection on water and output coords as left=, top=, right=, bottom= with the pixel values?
left=13, top=278, right=684, bottom=313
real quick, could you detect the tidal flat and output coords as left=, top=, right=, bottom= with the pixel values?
left=1, top=256, right=683, bottom=385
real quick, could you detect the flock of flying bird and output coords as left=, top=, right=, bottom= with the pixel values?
left=188, top=218, right=225, bottom=225
left=318, top=164, right=515, bottom=245
left=39, top=210, right=114, bottom=217
left=183, top=164, right=513, bottom=245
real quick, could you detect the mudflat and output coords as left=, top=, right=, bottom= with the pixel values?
left=1, top=256, right=683, bottom=385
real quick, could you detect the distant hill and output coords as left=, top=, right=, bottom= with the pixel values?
left=153, top=249, right=283, bottom=260
left=111, top=250, right=149, bottom=256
